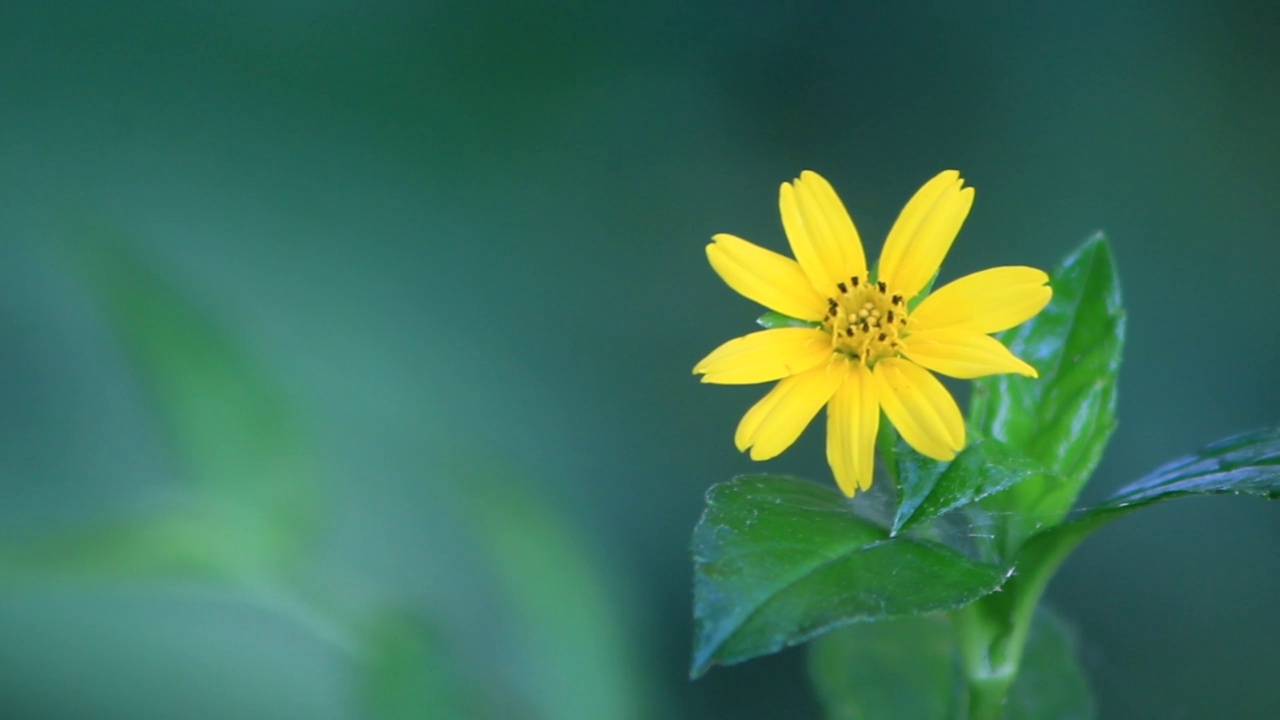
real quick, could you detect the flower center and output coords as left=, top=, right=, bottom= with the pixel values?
left=823, top=274, right=908, bottom=365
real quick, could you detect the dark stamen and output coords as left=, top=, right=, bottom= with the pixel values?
left=837, top=282, right=848, bottom=293
left=851, top=276, right=860, bottom=287
left=887, top=310, right=895, bottom=323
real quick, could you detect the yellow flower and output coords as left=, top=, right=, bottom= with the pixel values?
left=694, top=170, right=1051, bottom=497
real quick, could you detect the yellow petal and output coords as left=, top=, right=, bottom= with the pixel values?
left=872, top=358, right=964, bottom=461
left=734, top=379, right=787, bottom=453
left=901, top=329, right=1038, bottom=379
left=694, top=327, right=833, bottom=385
left=826, top=362, right=879, bottom=496
left=735, top=360, right=847, bottom=461
left=706, top=234, right=827, bottom=321
left=780, top=172, right=867, bottom=294
left=910, top=266, right=1052, bottom=334
left=877, top=171, right=974, bottom=300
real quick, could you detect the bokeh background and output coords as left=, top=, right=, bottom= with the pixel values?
left=2, top=2, right=1279, bottom=718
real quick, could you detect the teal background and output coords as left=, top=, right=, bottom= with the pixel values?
left=2, top=2, right=1279, bottom=718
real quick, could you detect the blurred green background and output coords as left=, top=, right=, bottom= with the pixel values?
left=2, top=2, right=1278, bottom=718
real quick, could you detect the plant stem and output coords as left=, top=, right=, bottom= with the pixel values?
left=966, top=678, right=1015, bottom=720
left=954, top=596, right=1018, bottom=720
left=952, top=522, right=1093, bottom=718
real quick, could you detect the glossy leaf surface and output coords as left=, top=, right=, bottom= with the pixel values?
left=691, top=475, right=1010, bottom=677
left=970, top=234, right=1124, bottom=542
left=892, top=438, right=1046, bottom=536
left=1100, top=426, right=1280, bottom=506
left=1025, top=426, right=1280, bottom=568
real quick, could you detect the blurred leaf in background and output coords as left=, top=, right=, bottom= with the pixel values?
left=359, top=606, right=496, bottom=720
left=0, top=218, right=323, bottom=589
left=453, top=468, right=649, bottom=720
left=0, top=225, right=648, bottom=720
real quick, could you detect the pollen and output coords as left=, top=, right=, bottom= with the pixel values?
left=824, top=274, right=910, bottom=365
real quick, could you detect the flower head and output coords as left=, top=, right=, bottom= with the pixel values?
left=694, top=170, right=1051, bottom=496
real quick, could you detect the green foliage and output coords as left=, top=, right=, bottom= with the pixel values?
left=892, top=438, right=1046, bottom=537
left=1098, top=426, right=1280, bottom=504
left=971, top=234, right=1124, bottom=547
left=950, top=425, right=1280, bottom=720
left=1018, top=425, right=1280, bottom=598
left=693, top=234, right=1280, bottom=717
left=808, top=609, right=1093, bottom=720
left=690, top=475, right=1010, bottom=677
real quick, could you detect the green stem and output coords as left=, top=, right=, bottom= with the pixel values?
left=954, top=595, right=1018, bottom=720
left=951, top=524, right=1092, bottom=719
left=966, top=679, right=1015, bottom=720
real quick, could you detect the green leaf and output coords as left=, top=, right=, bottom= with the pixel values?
left=808, top=615, right=960, bottom=720
left=807, top=609, right=1093, bottom=720
left=56, top=220, right=323, bottom=575
left=690, top=475, right=1011, bottom=677
left=892, top=438, right=1047, bottom=536
left=757, top=311, right=822, bottom=329
left=971, top=425, right=1280, bottom=710
left=1024, top=426, right=1280, bottom=573
left=892, top=442, right=948, bottom=527
left=1099, top=426, right=1280, bottom=506
left=970, top=234, right=1124, bottom=541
